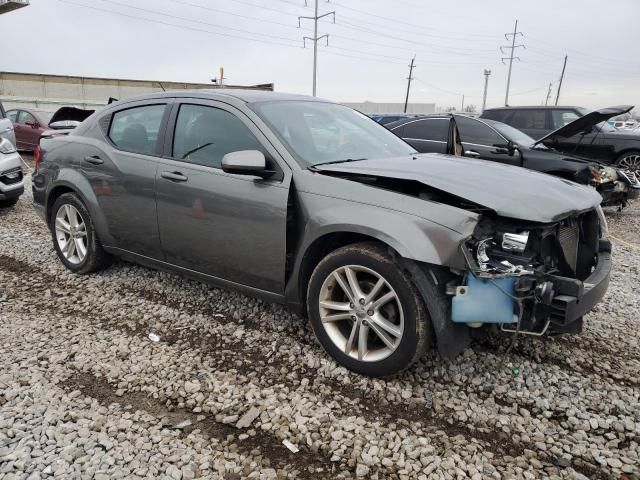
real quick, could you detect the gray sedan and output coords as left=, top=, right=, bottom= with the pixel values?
left=32, top=90, right=611, bottom=376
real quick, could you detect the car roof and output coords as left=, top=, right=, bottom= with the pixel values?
left=110, top=89, right=329, bottom=106
left=483, top=106, right=581, bottom=111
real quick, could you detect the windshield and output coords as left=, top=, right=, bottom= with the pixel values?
left=252, top=101, right=416, bottom=167
left=486, top=120, right=537, bottom=147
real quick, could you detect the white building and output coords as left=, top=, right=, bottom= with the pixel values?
left=342, top=101, right=436, bottom=115
left=0, top=71, right=273, bottom=111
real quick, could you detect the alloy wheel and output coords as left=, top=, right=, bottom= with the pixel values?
left=55, top=204, right=88, bottom=265
left=619, top=154, right=640, bottom=176
left=318, top=265, right=404, bottom=362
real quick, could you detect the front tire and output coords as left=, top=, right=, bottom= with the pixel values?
left=50, top=193, right=110, bottom=274
left=307, top=242, right=431, bottom=377
left=616, top=150, right=640, bottom=177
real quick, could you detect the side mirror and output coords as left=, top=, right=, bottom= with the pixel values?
left=221, top=150, right=272, bottom=178
left=25, top=120, right=38, bottom=128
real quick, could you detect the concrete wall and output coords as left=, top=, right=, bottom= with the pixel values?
left=0, top=72, right=273, bottom=111
left=342, top=101, right=436, bottom=115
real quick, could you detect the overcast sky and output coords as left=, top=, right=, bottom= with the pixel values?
left=1, top=0, right=639, bottom=110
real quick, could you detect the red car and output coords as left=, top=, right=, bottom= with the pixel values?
left=6, top=108, right=55, bottom=151
left=7, top=107, right=95, bottom=151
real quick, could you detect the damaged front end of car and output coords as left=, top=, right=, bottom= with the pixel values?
left=448, top=207, right=611, bottom=340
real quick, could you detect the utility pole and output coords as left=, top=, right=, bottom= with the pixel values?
left=501, top=20, right=524, bottom=106
left=482, top=69, right=491, bottom=112
left=299, top=0, right=335, bottom=97
left=461, top=94, right=465, bottom=112
left=403, top=55, right=415, bottom=113
left=555, top=55, right=568, bottom=106
left=545, top=82, right=553, bottom=105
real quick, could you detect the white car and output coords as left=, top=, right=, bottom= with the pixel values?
left=0, top=139, right=24, bottom=208
left=0, top=102, right=16, bottom=147
left=0, top=102, right=23, bottom=207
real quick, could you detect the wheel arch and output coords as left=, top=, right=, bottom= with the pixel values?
left=45, top=175, right=114, bottom=246
left=615, top=148, right=640, bottom=164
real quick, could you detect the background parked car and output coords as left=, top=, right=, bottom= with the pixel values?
left=0, top=101, right=16, bottom=148
left=386, top=114, right=640, bottom=207
left=480, top=105, right=640, bottom=176
left=6, top=108, right=55, bottom=151
left=6, top=106, right=95, bottom=151
left=36, top=106, right=96, bottom=144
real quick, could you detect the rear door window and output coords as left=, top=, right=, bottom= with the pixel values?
left=551, top=110, right=581, bottom=129
left=401, top=119, right=449, bottom=142
left=455, top=116, right=505, bottom=146
left=109, top=104, right=166, bottom=155
left=172, top=104, right=266, bottom=169
left=510, top=109, right=546, bottom=130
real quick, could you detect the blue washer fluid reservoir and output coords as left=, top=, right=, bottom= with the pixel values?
left=451, top=273, right=517, bottom=324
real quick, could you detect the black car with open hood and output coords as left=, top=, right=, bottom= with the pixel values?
left=385, top=114, right=640, bottom=208
left=480, top=105, right=640, bottom=177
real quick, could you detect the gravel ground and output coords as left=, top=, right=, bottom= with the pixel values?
left=1, top=166, right=639, bottom=480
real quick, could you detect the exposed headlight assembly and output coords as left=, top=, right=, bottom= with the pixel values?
left=502, top=231, right=529, bottom=253
left=598, top=166, right=619, bottom=183
left=0, top=137, right=17, bottom=154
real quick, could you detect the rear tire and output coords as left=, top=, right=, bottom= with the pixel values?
left=50, top=193, right=111, bottom=274
left=0, top=197, right=19, bottom=208
left=307, top=242, right=431, bottom=377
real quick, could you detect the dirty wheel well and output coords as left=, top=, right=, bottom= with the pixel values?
left=46, top=186, right=76, bottom=223
left=298, top=233, right=394, bottom=308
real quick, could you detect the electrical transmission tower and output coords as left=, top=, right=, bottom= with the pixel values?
left=403, top=56, right=415, bottom=113
left=501, top=20, right=524, bottom=106
left=298, top=0, right=335, bottom=97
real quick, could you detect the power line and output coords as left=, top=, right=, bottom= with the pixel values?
left=329, top=0, right=497, bottom=40
left=97, top=0, right=301, bottom=44
left=501, top=19, right=524, bottom=106
left=56, top=0, right=410, bottom=68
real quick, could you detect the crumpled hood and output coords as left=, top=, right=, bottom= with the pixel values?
left=534, top=105, right=633, bottom=145
left=314, top=153, right=602, bottom=223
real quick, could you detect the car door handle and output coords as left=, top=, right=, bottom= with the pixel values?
left=464, top=150, right=481, bottom=158
left=160, top=171, right=188, bottom=182
left=84, top=155, right=104, bottom=165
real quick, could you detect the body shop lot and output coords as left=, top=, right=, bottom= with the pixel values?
left=0, top=173, right=639, bottom=479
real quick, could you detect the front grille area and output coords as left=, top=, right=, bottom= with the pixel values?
left=558, top=223, right=579, bottom=272
left=0, top=167, right=23, bottom=185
